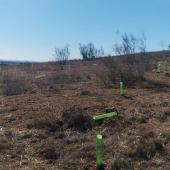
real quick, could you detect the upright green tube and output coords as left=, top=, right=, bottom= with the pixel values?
left=157, top=63, right=161, bottom=73
left=96, top=134, right=103, bottom=167
left=119, top=81, right=124, bottom=96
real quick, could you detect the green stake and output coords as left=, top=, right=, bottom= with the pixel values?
left=119, top=81, right=124, bottom=96
left=157, top=62, right=161, bottom=73
left=96, top=134, right=103, bottom=167
left=35, top=74, right=46, bottom=79
left=93, top=111, right=118, bottom=121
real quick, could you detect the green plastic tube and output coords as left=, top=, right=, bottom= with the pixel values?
left=157, top=63, right=161, bottom=73
left=120, top=81, right=124, bottom=96
left=96, top=134, right=103, bottom=167
left=35, top=75, right=46, bottom=79
left=93, top=112, right=118, bottom=121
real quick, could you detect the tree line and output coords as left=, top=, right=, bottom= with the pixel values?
left=53, top=32, right=170, bottom=64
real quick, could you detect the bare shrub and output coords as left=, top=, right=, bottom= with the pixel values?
left=97, top=32, right=148, bottom=87
left=113, top=32, right=147, bottom=55
left=41, top=147, right=59, bottom=161
left=28, top=105, right=93, bottom=132
left=0, top=136, right=12, bottom=153
left=37, top=139, right=63, bottom=163
left=79, top=42, right=97, bottom=60
left=53, top=44, right=70, bottom=69
left=47, top=72, right=82, bottom=84
left=128, top=138, right=164, bottom=160
left=100, top=58, right=120, bottom=87
left=111, top=157, right=133, bottom=170
left=80, top=90, right=93, bottom=96
left=34, top=71, right=83, bottom=93
left=120, top=55, right=145, bottom=86
left=1, top=69, right=32, bottom=96
left=62, top=105, right=93, bottom=132
left=79, top=42, right=104, bottom=60
left=27, top=112, right=63, bottom=133
left=98, top=56, right=146, bottom=87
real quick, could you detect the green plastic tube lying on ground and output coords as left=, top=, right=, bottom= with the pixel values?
left=35, top=75, right=46, bottom=79
left=93, top=111, right=118, bottom=121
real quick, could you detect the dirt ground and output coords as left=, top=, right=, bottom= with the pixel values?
left=0, top=57, right=170, bottom=170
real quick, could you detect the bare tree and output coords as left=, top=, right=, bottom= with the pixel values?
left=87, top=42, right=97, bottom=59
left=113, top=43, right=123, bottom=55
left=122, top=33, right=137, bottom=54
left=160, top=41, right=165, bottom=51
left=53, top=44, right=70, bottom=65
left=113, top=32, right=147, bottom=55
left=79, top=44, right=88, bottom=60
left=111, top=32, right=148, bottom=85
left=97, top=47, right=105, bottom=57
left=138, top=32, right=147, bottom=53
left=79, top=42, right=98, bottom=60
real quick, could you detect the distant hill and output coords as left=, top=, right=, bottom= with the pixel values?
left=0, top=50, right=170, bottom=65
left=0, top=59, right=40, bottom=65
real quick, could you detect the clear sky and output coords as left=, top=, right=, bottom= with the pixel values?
left=0, top=0, right=170, bottom=61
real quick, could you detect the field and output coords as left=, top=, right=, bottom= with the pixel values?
left=0, top=51, right=170, bottom=170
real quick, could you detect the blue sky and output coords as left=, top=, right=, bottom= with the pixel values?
left=0, top=0, right=170, bottom=61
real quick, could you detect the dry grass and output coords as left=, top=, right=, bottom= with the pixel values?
left=1, top=68, right=32, bottom=96
left=1, top=52, right=170, bottom=169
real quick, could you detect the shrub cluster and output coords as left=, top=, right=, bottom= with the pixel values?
left=0, top=70, right=31, bottom=96
left=98, top=55, right=148, bottom=87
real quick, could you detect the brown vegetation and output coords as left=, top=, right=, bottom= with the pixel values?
left=0, top=51, right=170, bottom=169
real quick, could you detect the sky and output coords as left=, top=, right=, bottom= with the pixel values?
left=0, top=0, right=170, bottom=62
